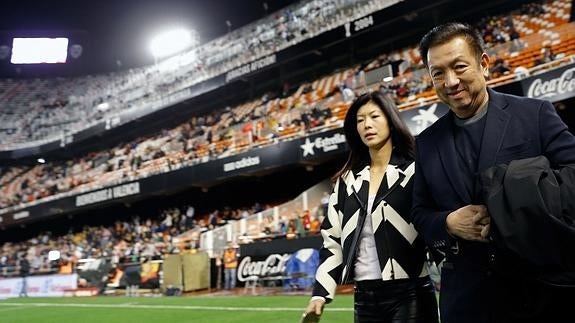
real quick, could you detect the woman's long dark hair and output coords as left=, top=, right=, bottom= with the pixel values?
left=333, top=91, right=414, bottom=181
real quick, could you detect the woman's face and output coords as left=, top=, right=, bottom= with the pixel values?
left=356, top=101, right=391, bottom=150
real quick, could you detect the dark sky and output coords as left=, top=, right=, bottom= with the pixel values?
left=0, top=0, right=299, bottom=75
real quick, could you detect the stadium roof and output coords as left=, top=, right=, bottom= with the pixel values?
left=0, top=0, right=299, bottom=77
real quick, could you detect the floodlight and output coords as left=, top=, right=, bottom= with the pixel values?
left=149, top=29, right=197, bottom=59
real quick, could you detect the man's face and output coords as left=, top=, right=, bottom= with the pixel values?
left=427, top=37, right=490, bottom=118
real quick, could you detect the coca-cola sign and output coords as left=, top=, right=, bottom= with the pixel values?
left=523, top=64, right=575, bottom=102
left=237, top=253, right=290, bottom=282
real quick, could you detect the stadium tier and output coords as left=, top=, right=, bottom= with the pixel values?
left=1, top=0, right=574, bottom=304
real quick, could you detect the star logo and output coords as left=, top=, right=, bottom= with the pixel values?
left=300, top=138, right=315, bottom=157
left=411, top=103, right=439, bottom=134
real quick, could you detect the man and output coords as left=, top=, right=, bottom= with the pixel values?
left=411, top=22, right=575, bottom=322
left=19, top=254, right=30, bottom=297
left=223, top=241, right=238, bottom=290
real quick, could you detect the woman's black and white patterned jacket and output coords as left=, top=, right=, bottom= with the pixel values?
left=312, top=153, right=429, bottom=302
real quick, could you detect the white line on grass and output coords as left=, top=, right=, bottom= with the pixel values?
left=0, top=303, right=353, bottom=312
left=0, top=306, right=27, bottom=313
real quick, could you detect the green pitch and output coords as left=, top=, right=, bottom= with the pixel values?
left=0, top=295, right=354, bottom=323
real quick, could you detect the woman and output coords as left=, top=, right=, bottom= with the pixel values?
left=303, top=91, right=438, bottom=322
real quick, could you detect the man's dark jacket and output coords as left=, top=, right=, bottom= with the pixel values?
left=480, top=155, right=575, bottom=285
left=411, top=88, right=575, bottom=322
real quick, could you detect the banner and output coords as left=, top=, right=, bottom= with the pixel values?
left=1, top=110, right=454, bottom=228
left=226, top=55, right=277, bottom=82
left=521, top=63, right=575, bottom=102
left=300, top=130, right=347, bottom=160
left=75, top=181, right=140, bottom=207
left=0, top=274, right=78, bottom=299
left=236, top=248, right=320, bottom=289
left=0, top=131, right=347, bottom=227
left=400, top=102, right=450, bottom=135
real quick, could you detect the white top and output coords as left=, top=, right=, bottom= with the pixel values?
left=354, top=194, right=383, bottom=281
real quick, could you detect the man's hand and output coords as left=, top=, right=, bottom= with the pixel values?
left=446, top=205, right=490, bottom=242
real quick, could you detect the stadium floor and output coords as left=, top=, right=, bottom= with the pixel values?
left=0, top=291, right=355, bottom=323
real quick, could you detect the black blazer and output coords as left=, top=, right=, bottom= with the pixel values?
left=411, top=88, right=575, bottom=322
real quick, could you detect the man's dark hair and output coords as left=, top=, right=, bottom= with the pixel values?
left=419, top=22, right=485, bottom=67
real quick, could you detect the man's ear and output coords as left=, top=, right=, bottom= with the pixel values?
left=481, top=53, right=490, bottom=78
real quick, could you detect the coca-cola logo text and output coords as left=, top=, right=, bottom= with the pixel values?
left=237, top=254, right=290, bottom=281
left=527, top=67, right=575, bottom=98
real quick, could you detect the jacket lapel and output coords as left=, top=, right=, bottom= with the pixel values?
left=435, top=114, right=472, bottom=203
left=340, top=165, right=369, bottom=283
left=353, top=165, right=370, bottom=205
left=478, top=89, right=510, bottom=172
left=373, top=154, right=413, bottom=210
left=343, top=165, right=369, bottom=221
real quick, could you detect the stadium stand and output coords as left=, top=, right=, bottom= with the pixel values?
left=1, top=0, right=574, bottom=298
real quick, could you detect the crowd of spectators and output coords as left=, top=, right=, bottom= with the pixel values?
left=0, top=0, right=571, bottom=154
left=0, top=73, right=342, bottom=210
left=2, top=0, right=574, bottom=297
left=0, top=0, right=573, bottom=231
left=0, top=191, right=327, bottom=295
left=0, top=201, right=272, bottom=278
left=0, top=0, right=573, bottom=301
left=0, top=0, right=396, bottom=149
left=377, top=0, right=572, bottom=104
left=1, top=0, right=574, bottom=214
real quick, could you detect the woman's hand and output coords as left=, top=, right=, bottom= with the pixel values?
left=303, top=298, right=325, bottom=319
